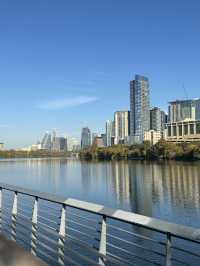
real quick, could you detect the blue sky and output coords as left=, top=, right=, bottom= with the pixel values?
left=0, top=0, right=200, bottom=148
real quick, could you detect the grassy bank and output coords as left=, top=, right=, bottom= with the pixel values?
left=79, top=140, right=200, bottom=161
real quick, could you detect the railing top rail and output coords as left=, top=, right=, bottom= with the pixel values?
left=1, top=182, right=200, bottom=244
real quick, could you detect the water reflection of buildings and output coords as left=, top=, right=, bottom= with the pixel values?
left=151, top=162, right=200, bottom=212
left=24, top=158, right=69, bottom=193
left=76, top=160, right=200, bottom=226
left=110, top=161, right=131, bottom=206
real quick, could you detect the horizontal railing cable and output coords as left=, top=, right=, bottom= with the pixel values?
left=0, top=183, right=200, bottom=266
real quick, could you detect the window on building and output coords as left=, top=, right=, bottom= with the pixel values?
left=196, top=123, right=200, bottom=134
left=178, top=125, right=182, bottom=136
left=168, top=126, right=171, bottom=137
left=173, top=125, right=177, bottom=136
left=190, top=124, right=194, bottom=135
left=184, top=124, right=188, bottom=135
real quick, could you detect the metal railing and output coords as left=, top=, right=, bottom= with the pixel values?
left=0, top=182, right=200, bottom=266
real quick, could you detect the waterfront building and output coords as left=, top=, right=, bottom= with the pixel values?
left=150, top=107, right=167, bottom=140
left=101, top=134, right=107, bottom=147
left=31, top=143, right=42, bottom=151
left=166, top=120, right=200, bottom=142
left=150, top=107, right=162, bottom=131
left=52, top=137, right=67, bottom=152
left=67, top=137, right=80, bottom=151
left=114, top=111, right=130, bottom=144
left=168, top=99, right=200, bottom=123
left=81, top=127, right=91, bottom=149
left=92, top=133, right=98, bottom=145
left=161, top=111, right=168, bottom=131
left=130, top=75, right=150, bottom=143
left=106, top=120, right=113, bottom=146
left=59, top=137, right=68, bottom=151
left=144, top=130, right=162, bottom=145
left=41, top=132, right=52, bottom=150
left=93, top=136, right=104, bottom=147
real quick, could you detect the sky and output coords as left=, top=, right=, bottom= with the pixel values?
left=0, top=0, right=200, bottom=148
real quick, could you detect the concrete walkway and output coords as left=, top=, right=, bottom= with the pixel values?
left=0, top=235, right=47, bottom=266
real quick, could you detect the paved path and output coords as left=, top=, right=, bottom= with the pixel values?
left=0, top=235, right=47, bottom=266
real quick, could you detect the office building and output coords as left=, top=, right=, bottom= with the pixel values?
left=93, top=136, right=104, bottom=147
left=67, top=137, right=80, bottom=151
left=81, top=127, right=91, bottom=149
left=92, top=133, right=98, bottom=145
left=52, top=136, right=67, bottom=152
left=101, top=134, right=107, bottom=147
left=59, top=137, right=68, bottom=151
left=168, top=99, right=200, bottom=123
left=166, top=120, right=200, bottom=142
left=150, top=107, right=167, bottom=135
left=41, top=132, right=52, bottom=150
left=106, top=120, right=114, bottom=146
left=161, top=111, right=168, bottom=131
left=114, top=111, right=130, bottom=144
left=130, top=75, right=150, bottom=143
left=144, top=130, right=162, bottom=145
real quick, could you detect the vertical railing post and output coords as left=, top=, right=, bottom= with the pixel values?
left=165, top=232, right=172, bottom=266
left=31, top=197, right=38, bottom=256
left=58, top=204, right=66, bottom=266
left=11, top=191, right=18, bottom=242
left=99, top=215, right=107, bottom=266
left=0, top=188, right=2, bottom=233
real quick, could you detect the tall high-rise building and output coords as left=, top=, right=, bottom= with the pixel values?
left=59, top=137, right=68, bottom=151
left=150, top=107, right=167, bottom=132
left=150, top=107, right=162, bottom=132
left=81, top=127, right=91, bottom=149
left=161, top=111, right=168, bottom=131
left=168, top=99, right=200, bottom=123
left=130, top=75, right=150, bottom=143
left=101, top=134, right=107, bottom=147
left=106, top=120, right=114, bottom=146
left=41, top=132, right=52, bottom=150
left=114, top=111, right=130, bottom=144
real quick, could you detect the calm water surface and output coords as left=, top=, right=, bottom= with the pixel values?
left=0, top=158, right=200, bottom=228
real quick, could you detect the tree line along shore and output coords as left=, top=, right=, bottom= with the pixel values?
left=79, top=140, right=200, bottom=161
left=1, top=141, right=200, bottom=161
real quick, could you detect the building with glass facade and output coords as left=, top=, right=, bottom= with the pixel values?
left=150, top=107, right=167, bottom=139
left=168, top=99, right=200, bottom=123
left=41, top=132, right=52, bottom=150
left=106, top=120, right=114, bottom=146
left=81, top=127, right=91, bottom=149
left=130, top=75, right=150, bottom=143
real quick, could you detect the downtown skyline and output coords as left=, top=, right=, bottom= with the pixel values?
left=0, top=1, right=200, bottom=148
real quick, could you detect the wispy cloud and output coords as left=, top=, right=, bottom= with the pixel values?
left=38, top=96, right=99, bottom=110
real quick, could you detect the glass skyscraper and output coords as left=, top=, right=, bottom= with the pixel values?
left=81, top=127, right=91, bottom=149
left=130, top=75, right=150, bottom=143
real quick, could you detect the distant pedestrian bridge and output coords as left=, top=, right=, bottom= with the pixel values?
left=0, top=182, right=200, bottom=265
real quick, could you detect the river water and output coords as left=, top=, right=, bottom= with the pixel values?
left=0, top=158, right=200, bottom=228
